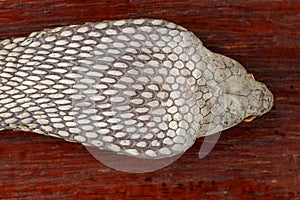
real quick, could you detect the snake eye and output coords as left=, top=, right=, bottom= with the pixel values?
left=248, top=73, right=255, bottom=80
left=244, top=115, right=256, bottom=122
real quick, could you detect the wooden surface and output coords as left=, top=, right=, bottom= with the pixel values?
left=0, top=0, right=299, bottom=199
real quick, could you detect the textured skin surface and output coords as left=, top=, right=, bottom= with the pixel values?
left=0, top=19, right=273, bottom=159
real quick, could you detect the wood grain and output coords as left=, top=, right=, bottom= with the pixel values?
left=0, top=0, right=299, bottom=199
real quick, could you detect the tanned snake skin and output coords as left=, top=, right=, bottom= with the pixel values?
left=0, top=19, right=273, bottom=160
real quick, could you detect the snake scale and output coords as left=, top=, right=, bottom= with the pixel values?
left=0, top=19, right=273, bottom=162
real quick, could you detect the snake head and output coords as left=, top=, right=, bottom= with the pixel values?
left=212, top=53, right=274, bottom=129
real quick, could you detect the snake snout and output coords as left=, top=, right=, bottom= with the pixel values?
left=245, top=82, right=273, bottom=119
left=262, top=86, right=274, bottom=115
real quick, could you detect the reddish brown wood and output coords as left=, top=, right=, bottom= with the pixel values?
left=0, top=0, right=299, bottom=199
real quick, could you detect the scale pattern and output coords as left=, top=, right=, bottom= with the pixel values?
left=0, top=19, right=273, bottom=159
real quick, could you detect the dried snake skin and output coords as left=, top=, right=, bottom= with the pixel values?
left=0, top=19, right=273, bottom=160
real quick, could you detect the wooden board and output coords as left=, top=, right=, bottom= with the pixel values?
left=0, top=0, right=299, bottom=199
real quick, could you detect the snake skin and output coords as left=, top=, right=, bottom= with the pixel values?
left=0, top=19, right=273, bottom=159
